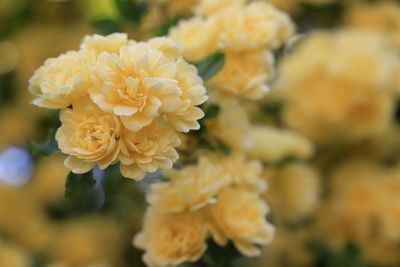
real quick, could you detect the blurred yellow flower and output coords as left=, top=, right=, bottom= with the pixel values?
left=278, top=30, right=399, bottom=143
left=0, top=241, right=29, bottom=267
left=215, top=1, right=294, bottom=51
left=247, top=125, right=314, bottom=163
left=264, top=163, right=320, bottom=221
left=195, top=0, right=245, bottom=16
left=134, top=208, right=207, bottom=267
left=208, top=49, right=273, bottom=99
left=207, top=187, right=275, bottom=257
left=169, top=17, right=220, bottom=61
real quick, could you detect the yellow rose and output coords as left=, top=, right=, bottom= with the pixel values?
left=278, top=30, right=399, bottom=143
left=119, top=121, right=180, bottom=180
left=134, top=208, right=207, bottom=267
left=169, top=17, right=220, bottom=61
left=264, top=163, right=320, bottom=221
left=208, top=49, right=273, bottom=99
left=29, top=50, right=95, bottom=109
left=90, top=40, right=206, bottom=132
left=247, top=125, right=314, bottom=162
left=207, top=187, right=275, bottom=257
left=80, top=33, right=128, bottom=54
left=216, top=1, right=294, bottom=51
left=147, top=155, right=230, bottom=213
left=56, top=98, right=121, bottom=174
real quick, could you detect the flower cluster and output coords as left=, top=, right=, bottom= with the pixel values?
left=134, top=153, right=275, bottom=266
left=277, top=30, right=400, bottom=144
left=170, top=0, right=294, bottom=99
left=29, top=33, right=208, bottom=180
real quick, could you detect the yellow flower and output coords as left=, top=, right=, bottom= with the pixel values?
left=207, top=187, right=275, bottom=257
left=134, top=208, right=207, bottom=267
left=264, top=163, right=320, bottom=221
left=205, top=95, right=251, bottom=151
left=90, top=40, right=207, bottom=132
left=119, top=121, right=180, bottom=180
left=212, top=153, right=266, bottom=192
left=344, top=1, right=400, bottom=48
left=147, top=155, right=230, bottom=213
left=29, top=50, right=95, bottom=109
left=195, top=0, right=245, bottom=16
left=80, top=32, right=128, bottom=54
left=0, top=241, right=29, bottom=267
left=169, top=17, right=220, bottom=61
left=278, top=30, right=399, bottom=143
left=247, top=126, right=314, bottom=163
left=56, top=97, right=121, bottom=174
left=208, top=49, right=273, bottom=99
left=216, top=1, right=294, bottom=51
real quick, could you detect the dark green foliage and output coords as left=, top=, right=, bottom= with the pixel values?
left=309, top=241, right=376, bottom=267
left=65, top=170, right=96, bottom=199
left=91, top=18, right=123, bottom=35
left=29, top=128, right=59, bottom=157
left=115, top=0, right=149, bottom=25
left=196, top=53, right=225, bottom=81
left=199, top=240, right=241, bottom=267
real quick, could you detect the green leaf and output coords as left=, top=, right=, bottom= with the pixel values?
left=196, top=53, right=225, bottom=81
left=216, top=139, right=231, bottom=156
left=115, top=0, right=148, bottom=25
left=204, top=104, right=220, bottom=119
left=65, top=170, right=96, bottom=199
left=91, top=18, right=123, bottom=34
left=29, top=128, right=59, bottom=157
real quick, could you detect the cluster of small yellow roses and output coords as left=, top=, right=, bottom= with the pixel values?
left=29, top=33, right=208, bottom=180
left=134, top=153, right=275, bottom=266
left=170, top=0, right=294, bottom=99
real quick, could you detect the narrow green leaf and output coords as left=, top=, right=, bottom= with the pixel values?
left=196, top=53, right=225, bottom=81
left=65, top=170, right=96, bottom=199
left=216, top=139, right=231, bottom=156
left=204, top=104, right=220, bottom=119
left=115, top=0, right=148, bottom=24
left=29, top=128, right=59, bottom=157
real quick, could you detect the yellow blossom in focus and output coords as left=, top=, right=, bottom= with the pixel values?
left=134, top=208, right=207, bottom=267
left=247, top=125, right=314, bottom=162
left=90, top=39, right=207, bottom=132
left=29, top=50, right=95, bottom=109
left=208, top=50, right=274, bottom=99
left=55, top=98, right=121, bottom=174
left=278, top=30, right=399, bottom=144
left=119, top=122, right=180, bottom=180
left=169, top=17, right=220, bottom=61
left=80, top=33, right=128, bottom=54
left=207, top=187, right=275, bottom=257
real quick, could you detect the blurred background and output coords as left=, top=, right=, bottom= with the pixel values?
left=1, top=0, right=400, bottom=266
